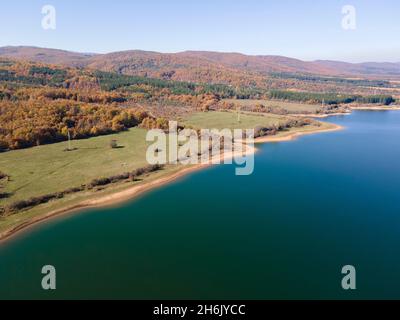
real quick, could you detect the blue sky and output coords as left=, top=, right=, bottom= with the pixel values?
left=0, top=0, right=399, bottom=62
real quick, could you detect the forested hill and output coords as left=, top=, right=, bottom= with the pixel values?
left=0, top=58, right=396, bottom=153
left=0, top=59, right=241, bottom=152
left=2, top=46, right=400, bottom=84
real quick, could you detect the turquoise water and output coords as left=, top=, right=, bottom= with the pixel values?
left=1, top=110, right=400, bottom=300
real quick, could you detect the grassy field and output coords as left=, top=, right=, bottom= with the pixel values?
left=0, top=128, right=153, bottom=206
left=183, top=110, right=336, bottom=141
left=184, top=111, right=290, bottom=129
left=223, top=99, right=321, bottom=114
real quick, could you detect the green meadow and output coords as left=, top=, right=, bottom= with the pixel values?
left=184, top=111, right=289, bottom=129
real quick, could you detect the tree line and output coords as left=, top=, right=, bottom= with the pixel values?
left=270, top=72, right=392, bottom=88
left=0, top=100, right=148, bottom=151
left=268, top=90, right=395, bottom=105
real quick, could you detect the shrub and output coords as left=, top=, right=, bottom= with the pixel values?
left=0, top=140, right=9, bottom=152
left=7, top=200, right=30, bottom=212
left=6, top=193, right=60, bottom=213
left=109, top=173, right=130, bottom=183
left=88, top=177, right=112, bottom=189
left=254, top=126, right=267, bottom=138
left=133, top=167, right=146, bottom=177
left=131, top=164, right=164, bottom=180
left=0, top=193, right=10, bottom=199
left=63, top=186, right=85, bottom=195
left=146, top=164, right=164, bottom=173
left=110, top=140, right=118, bottom=149
left=88, top=172, right=132, bottom=189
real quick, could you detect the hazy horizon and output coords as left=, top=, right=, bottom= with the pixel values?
left=1, top=0, right=400, bottom=63
left=2, top=44, right=400, bottom=65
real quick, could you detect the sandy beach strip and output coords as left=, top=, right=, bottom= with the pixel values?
left=255, top=123, right=343, bottom=143
left=350, top=106, right=400, bottom=111
left=294, top=112, right=351, bottom=118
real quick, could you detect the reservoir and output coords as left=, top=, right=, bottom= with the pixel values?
left=1, top=110, right=400, bottom=299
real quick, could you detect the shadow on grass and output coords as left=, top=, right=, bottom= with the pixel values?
left=0, top=192, right=12, bottom=199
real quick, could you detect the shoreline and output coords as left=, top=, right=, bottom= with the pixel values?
left=255, top=123, right=343, bottom=143
left=350, top=106, right=400, bottom=111
left=293, top=105, right=400, bottom=118
left=0, top=123, right=342, bottom=244
left=295, top=112, right=351, bottom=118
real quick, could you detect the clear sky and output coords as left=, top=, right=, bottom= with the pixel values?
left=0, top=0, right=399, bottom=62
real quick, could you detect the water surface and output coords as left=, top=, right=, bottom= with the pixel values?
left=1, top=110, right=400, bottom=299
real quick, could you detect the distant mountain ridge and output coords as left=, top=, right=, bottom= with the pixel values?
left=0, top=46, right=96, bottom=66
left=1, top=46, right=400, bottom=83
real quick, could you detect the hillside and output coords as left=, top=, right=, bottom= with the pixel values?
left=1, top=46, right=400, bottom=84
left=313, top=60, right=400, bottom=78
left=0, top=46, right=95, bottom=67
left=176, top=51, right=337, bottom=75
left=85, top=50, right=266, bottom=86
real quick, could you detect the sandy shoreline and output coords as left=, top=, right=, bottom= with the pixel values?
left=293, top=105, right=400, bottom=118
left=295, top=112, right=351, bottom=118
left=0, top=123, right=341, bottom=243
left=255, top=123, right=343, bottom=143
left=350, top=106, right=400, bottom=111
